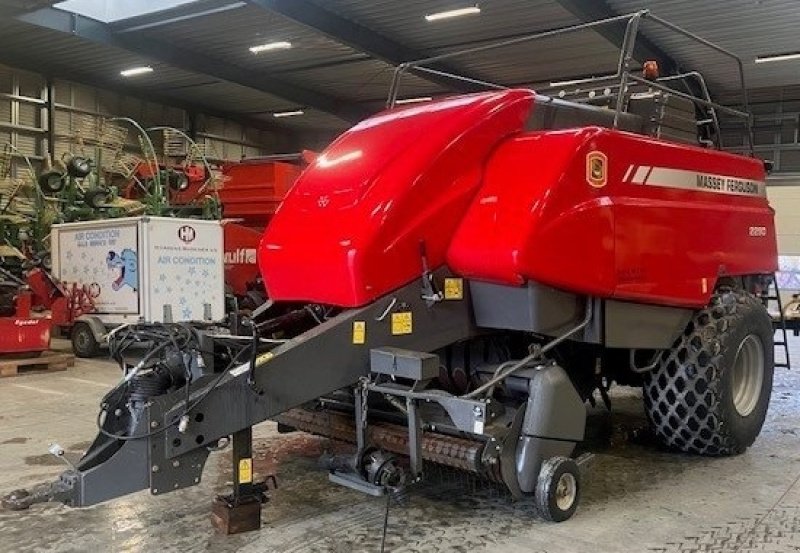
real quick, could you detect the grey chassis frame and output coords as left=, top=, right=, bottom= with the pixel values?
left=14, top=269, right=603, bottom=507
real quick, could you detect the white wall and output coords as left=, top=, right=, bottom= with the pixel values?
left=768, top=181, right=800, bottom=256
left=767, top=177, right=800, bottom=296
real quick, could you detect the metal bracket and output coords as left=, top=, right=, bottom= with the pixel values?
left=150, top=409, right=208, bottom=496
left=328, top=471, right=386, bottom=497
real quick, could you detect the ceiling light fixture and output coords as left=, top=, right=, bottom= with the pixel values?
left=273, top=110, right=304, bottom=118
left=425, top=5, right=480, bottom=22
left=395, top=96, right=433, bottom=105
left=120, top=66, right=153, bottom=77
left=755, top=52, right=800, bottom=64
left=249, top=41, right=292, bottom=54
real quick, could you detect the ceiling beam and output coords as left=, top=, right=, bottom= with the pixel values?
left=554, top=0, right=683, bottom=74
left=0, top=48, right=300, bottom=142
left=16, top=7, right=368, bottom=123
left=248, top=0, right=486, bottom=94
left=110, top=0, right=246, bottom=33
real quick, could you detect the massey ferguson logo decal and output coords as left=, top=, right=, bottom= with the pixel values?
left=317, top=195, right=330, bottom=208
left=586, top=151, right=608, bottom=188
left=178, top=225, right=196, bottom=243
left=622, top=165, right=766, bottom=198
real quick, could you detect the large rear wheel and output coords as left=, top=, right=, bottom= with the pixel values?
left=643, top=289, right=774, bottom=455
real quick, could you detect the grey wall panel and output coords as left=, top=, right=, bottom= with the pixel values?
left=40, top=69, right=281, bottom=164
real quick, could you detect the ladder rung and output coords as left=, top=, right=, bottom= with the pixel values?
left=775, top=341, right=787, bottom=346
left=776, top=362, right=791, bottom=368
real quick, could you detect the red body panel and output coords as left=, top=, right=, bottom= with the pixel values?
left=448, top=128, right=775, bottom=308
left=222, top=222, right=261, bottom=297
left=0, top=291, right=50, bottom=355
left=219, top=160, right=301, bottom=229
left=260, top=90, right=535, bottom=306
left=259, top=90, right=776, bottom=309
left=0, top=318, right=50, bottom=355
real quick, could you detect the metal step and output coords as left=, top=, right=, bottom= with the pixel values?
left=763, top=274, right=791, bottom=371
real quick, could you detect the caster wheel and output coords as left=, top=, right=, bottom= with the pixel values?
left=534, top=456, right=581, bottom=522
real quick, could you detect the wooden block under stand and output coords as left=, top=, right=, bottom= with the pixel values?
left=0, top=351, right=75, bottom=378
left=211, top=496, right=262, bottom=535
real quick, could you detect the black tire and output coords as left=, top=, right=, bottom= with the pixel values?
left=72, top=322, right=101, bottom=358
left=83, top=187, right=112, bottom=208
left=644, top=289, right=774, bottom=455
left=66, top=156, right=91, bottom=178
left=167, top=170, right=189, bottom=191
left=534, top=456, right=581, bottom=522
left=38, top=171, right=65, bottom=194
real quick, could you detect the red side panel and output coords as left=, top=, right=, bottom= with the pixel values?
left=259, top=90, right=534, bottom=306
left=448, top=127, right=776, bottom=308
left=0, top=292, right=50, bottom=354
left=222, top=222, right=262, bottom=297
left=219, top=161, right=301, bottom=229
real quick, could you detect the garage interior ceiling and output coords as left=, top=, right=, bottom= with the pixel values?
left=2, top=0, right=800, bottom=134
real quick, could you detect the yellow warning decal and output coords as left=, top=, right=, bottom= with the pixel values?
left=444, top=278, right=464, bottom=300
left=352, top=321, right=366, bottom=344
left=238, top=458, right=253, bottom=484
left=255, top=351, right=274, bottom=365
left=391, top=312, right=413, bottom=335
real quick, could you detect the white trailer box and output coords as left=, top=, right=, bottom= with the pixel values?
left=51, top=216, right=225, bottom=326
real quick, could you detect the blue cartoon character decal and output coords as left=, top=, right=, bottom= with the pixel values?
left=107, top=249, right=138, bottom=292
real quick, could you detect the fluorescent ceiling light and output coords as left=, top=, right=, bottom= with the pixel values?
left=120, top=66, right=153, bottom=77
left=395, top=96, right=433, bottom=105
left=755, top=52, right=800, bottom=64
left=425, top=6, right=480, bottom=22
left=273, top=110, right=304, bottom=118
left=249, top=41, right=292, bottom=54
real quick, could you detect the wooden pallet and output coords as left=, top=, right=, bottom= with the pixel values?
left=0, top=351, right=74, bottom=378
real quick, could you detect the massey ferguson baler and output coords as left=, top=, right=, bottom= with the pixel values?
left=3, top=12, right=786, bottom=526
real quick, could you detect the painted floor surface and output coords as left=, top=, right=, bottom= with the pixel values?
left=0, top=338, right=797, bottom=552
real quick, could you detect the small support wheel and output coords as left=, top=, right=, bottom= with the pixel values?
left=534, top=456, right=581, bottom=522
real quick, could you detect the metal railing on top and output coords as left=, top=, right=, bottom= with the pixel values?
left=386, top=10, right=754, bottom=155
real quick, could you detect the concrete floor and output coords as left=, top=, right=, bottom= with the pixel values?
left=0, top=339, right=798, bottom=552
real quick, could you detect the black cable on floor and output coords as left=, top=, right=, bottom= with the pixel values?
left=380, top=492, right=391, bottom=553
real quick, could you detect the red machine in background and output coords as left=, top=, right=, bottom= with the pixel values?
left=0, top=268, right=94, bottom=355
left=0, top=284, right=50, bottom=355
left=118, top=152, right=307, bottom=307
left=218, top=155, right=306, bottom=306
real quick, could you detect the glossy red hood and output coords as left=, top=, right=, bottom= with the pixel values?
left=259, top=89, right=534, bottom=306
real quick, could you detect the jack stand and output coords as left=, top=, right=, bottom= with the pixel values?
left=211, top=427, right=276, bottom=535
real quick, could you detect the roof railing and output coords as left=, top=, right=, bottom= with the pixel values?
left=387, top=10, right=754, bottom=155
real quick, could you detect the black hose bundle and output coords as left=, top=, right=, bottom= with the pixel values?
left=98, top=322, right=256, bottom=442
